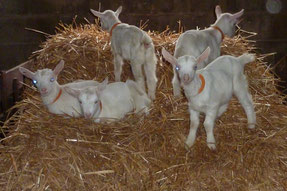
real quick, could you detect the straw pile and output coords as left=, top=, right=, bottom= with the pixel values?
left=1, top=22, right=287, bottom=190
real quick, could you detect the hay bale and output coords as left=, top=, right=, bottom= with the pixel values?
left=1, top=23, right=287, bottom=190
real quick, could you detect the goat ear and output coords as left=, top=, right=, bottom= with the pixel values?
left=115, top=6, right=122, bottom=17
left=90, top=9, right=103, bottom=18
left=231, top=9, right=244, bottom=20
left=161, top=48, right=180, bottom=69
left=215, top=5, right=222, bottom=19
left=64, top=87, right=80, bottom=98
left=19, top=67, right=35, bottom=79
left=197, top=47, right=210, bottom=64
left=96, top=77, right=108, bottom=95
left=53, top=60, right=64, bottom=76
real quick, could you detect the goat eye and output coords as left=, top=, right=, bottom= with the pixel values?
left=94, top=101, right=98, bottom=104
left=175, top=66, right=180, bottom=71
left=50, top=77, right=55, bottom=82
left=32, top=80, right=37, bottom=85
left=79, top=101, right=82, bottom=104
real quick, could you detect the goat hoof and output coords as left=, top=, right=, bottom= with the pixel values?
left=144, top=110, right=150, bottom=116
left=148, top=93, right=156, bottom=100
left=139, top=108, right=149, bottom=116
left=173, top=93, right=181, bottom=98
left=248, top=123, right=255, bottom=129
left=207, top=143, right=216, bottom=150
left=184, top=144, right=190, bottom=151
left=184, top=141, right=193, bottom=150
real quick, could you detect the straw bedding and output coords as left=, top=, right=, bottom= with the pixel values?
left=1, top=22, right=287, bottom=190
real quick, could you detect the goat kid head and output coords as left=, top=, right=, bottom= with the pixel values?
left=162, top=47, right=210, bottom=86
left=214, top=5, right=244, bottom=38
left=19, top=60, right=64, bottom=96
left=65, top=78, right=108, bottom=119
left=90, top=6, right=122, bottom=31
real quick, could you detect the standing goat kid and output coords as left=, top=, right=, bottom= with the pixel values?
left=19, top=60, right=99, bottom=117
left=90, top=6, right=158, bottom=100
left=162, top=47, right=256, bottom=150
left=173, top=5, right=244, bottom=97
left=65, top=78, right=151, bottom=122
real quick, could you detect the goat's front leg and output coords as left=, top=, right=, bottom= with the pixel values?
left=114, top=54, right=124, bottom=82
left=172, top=68, right=181, bottom=97
left=204, top=109, right=218, bottom=150
left=185, top=109, right=200, bottom=149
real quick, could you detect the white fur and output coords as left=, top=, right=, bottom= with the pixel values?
left=172, top=5, right=244, bottom=97
left=65, top=78, right=151, bottom=122
left=162, top=47, right=256, bottom=150
left=90, top=6, right=158, bottom=100
left=19, top=60, right=99, bottom=117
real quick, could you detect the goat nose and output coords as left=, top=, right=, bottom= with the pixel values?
left=85, top=113, right=92, bottom=118
left=41, top=88, right=47, bottom=92
left=183, top=74, right=189, bottom=82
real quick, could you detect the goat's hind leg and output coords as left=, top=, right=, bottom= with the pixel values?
left=114, top=54, right=124, bottom=82
left=131, top=62, right=145, bottom=92
left=217, top=104, right=228, bottom=117
left=234, top=75, right=256, bottom=129
left=144, top=59, right=157, bottom=100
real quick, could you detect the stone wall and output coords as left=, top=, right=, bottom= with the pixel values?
left=0, top=0, right=286, bottom=70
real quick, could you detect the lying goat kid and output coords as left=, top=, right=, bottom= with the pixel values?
left=19, top=60, right=99, bottom=117
left=65, top=78, right=151, bottom=122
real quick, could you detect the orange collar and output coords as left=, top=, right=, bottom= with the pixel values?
left=110, top=22, right=121, bottom=37
left=212, top=25, right=224, bottom=42
left=51, top=88, right=62, bottom=104
left=198, top=74, right=205, bottom=94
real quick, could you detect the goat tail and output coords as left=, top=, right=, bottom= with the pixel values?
left=141, top=32, right=157, bottom=69
left=141, top=33, right=153, bottom=49
left=237, top=53, right=256, bottom=65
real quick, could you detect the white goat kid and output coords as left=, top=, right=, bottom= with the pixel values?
left=162, top=47, right=256, bottom=150
left=90, top=6, right=158, bottom=100
left=19, top=60, right=99, bottom=117
left=172, top=5, right=244, bottom=97
left=65, top=78, right=151, bottom=122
